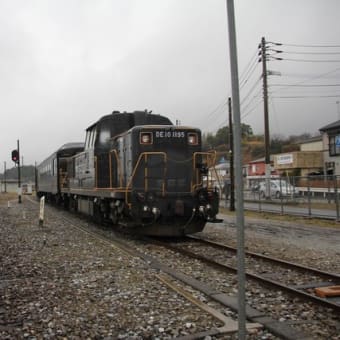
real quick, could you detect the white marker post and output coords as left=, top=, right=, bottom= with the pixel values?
left=39, top=196, right=45, bottom=227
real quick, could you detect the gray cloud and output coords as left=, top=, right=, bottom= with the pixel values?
left=1, top=0, right=340, bottom=167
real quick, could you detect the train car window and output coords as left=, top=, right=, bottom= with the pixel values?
left=53, top=158, right=57, bottom=176
left=99, top=128, right=110, bottom=144
left=91, top=130, right=97, bottom=147
left=140, top=132, right=153, bottom=144
left=188, top=132, right=198, bottom=145
left=85, top=131, right=90, bottom=148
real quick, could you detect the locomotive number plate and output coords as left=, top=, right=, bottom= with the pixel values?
left=155, top=131, right=185, bottom=138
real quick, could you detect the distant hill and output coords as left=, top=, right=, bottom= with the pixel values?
left=0, top=165, right=35, bottom=182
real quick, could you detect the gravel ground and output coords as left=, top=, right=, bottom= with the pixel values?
left=1, top=195, right=339, bottom=339
left=0, top=197, right=224, bottom=339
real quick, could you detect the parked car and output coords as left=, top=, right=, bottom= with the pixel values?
left=258, top=179, right=297, bottom=198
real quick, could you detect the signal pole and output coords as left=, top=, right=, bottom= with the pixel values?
left=17, top=140, right=22, bottom=204
left=260, top=37, right=271, bottom=198
left=4, top=162, right=7, bottom=193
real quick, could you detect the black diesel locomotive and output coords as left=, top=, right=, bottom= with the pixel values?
left=37, top=110, right=219, bottom=236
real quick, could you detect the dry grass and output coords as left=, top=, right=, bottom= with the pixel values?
left=219, top=206, right=340, bottom=229
left=0, top=192, right=18, bottom=204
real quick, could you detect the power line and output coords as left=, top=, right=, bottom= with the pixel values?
left=269, top=87, right=340, bottom=97
left=265, top=43, right=340, bottom=62
left=239, top=59, right=260, bottom=89
left=240, top=76, right=262, bottom=105
left=280, top=57, right=340, bottom=63
left=201, top=98, right=228, bottom=122
left=269, top=66, right=340, bottom=93
left=241, top=98, right=263, bottom=119
left=278, top=69, right=340, bottom=79
left=269, top=96, right=281, bottom=136
left=270, top=83, right=340, bottom=87
left=279, top=51, right=340, bottom=55
left=204, top=39, right=340, bottom=135
left=273, top=94, right=340, bottom=99
left=239, top=57, right=260, bottom=89
left=202, top=48, right=261, bottom=132
left=241, top=89, right=262, bottom=111
left=239, top=47, right=259, bottom=83
left=270, top=42, right=340, bottom=48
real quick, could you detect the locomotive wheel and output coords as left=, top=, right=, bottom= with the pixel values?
left=111, top=207, right=119, bottom=225
left=93, top=203, right=104, bottom=224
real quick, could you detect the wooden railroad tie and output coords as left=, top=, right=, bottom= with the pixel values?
left=315, top=285, right=340, bottom=298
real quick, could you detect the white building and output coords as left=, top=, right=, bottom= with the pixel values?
left=319, top=120, right=340, bottom=176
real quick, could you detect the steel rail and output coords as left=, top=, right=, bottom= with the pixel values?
left=152, top=239, right=340, bottom=313
left=187, top=235, right=340, bottom=282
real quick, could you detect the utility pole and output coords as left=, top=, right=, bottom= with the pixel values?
left=228, top=97, right=235, bottom=211
left=260, top=36, right=271, bottom=198
left=226, top=0, right=246, bottom=338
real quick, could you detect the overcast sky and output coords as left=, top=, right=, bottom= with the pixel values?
left=1, top=0, right=340, bottom=167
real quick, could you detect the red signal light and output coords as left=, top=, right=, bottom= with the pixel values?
left=11, top=149, right=19, bottom=163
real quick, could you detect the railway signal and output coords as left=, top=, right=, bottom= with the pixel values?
left=11, top=149, right=19, bottom=163
left=12, top=140, right=22, bottom=203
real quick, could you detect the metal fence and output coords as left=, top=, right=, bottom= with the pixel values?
left=223, top=176, right=340, bottom=220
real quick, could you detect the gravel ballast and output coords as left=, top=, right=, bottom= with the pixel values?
left=0, top=198, right=223, bottom=339
left=1, top=196, right=339, bottom=339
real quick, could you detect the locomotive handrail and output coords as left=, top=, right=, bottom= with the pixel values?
left=94, top=150, right=124, bottom=190
left=125, top=152, right=167, bottom=207
left=59, top=170, right=68, bottom=188
left=94, top=155, right=98, bottom=188
left=192, top=151, right=217, bottom=192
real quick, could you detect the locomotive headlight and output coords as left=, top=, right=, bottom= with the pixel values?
left=188, top=133, right=198, bottom=145
left=152, top=207, right=160, bottom=218
left=140, top=132, right=153, bottom=144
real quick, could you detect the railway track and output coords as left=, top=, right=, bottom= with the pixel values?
left=149, top=235, right=340, bottom=313
left=23, top=197, right=339, bottom=338
left=22, top=197, right=260, bottom=338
